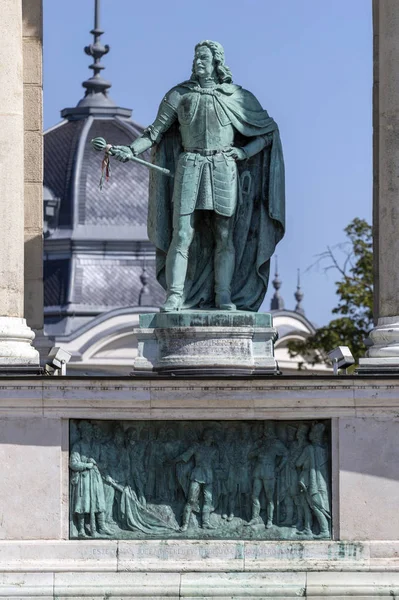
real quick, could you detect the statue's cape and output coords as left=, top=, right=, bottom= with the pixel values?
left=147, top=82, right=285, bottom=311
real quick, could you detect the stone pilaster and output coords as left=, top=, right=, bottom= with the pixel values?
left=359, top=0, right=399, bottom=372
left=0, top=0, right=39, bottom=370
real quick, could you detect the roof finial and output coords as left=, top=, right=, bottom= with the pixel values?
left=81, top=0, right=112, bottom=101
left=138, top=264, right=153, bottom=307
left=294, top=268, right=305, bottom=315
left=270, top=256, right=285, bottom=311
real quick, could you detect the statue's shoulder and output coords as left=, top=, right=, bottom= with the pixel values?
left=163, top=81, right=194, bottom=107
left=232, top=86, right=264, bottom=110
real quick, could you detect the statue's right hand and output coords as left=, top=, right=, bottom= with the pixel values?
left=109, top=145, right=133, bottom=163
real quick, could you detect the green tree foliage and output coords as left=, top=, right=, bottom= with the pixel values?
left=288, top=218, right=373, bottom=365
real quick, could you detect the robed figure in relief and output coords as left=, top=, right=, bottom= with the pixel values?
left=111, top=40, right=285, bottom=312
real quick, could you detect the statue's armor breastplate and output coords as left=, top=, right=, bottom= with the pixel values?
left=177, top=90, right=234, bottom=150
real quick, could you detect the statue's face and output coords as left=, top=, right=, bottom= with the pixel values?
left=115, top=430, right=124, bottom=445
left=264, top=423, right=275, bottom=439
left=93, top=426, right=102, bottom=440
left=194, top=45, right=214, bottom=78
left=80, top=423, right=92, bottom=441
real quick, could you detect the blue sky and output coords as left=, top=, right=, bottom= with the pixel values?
left=43, top=0, right=372, bottom=327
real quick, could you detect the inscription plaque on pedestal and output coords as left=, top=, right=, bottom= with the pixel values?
left=69, top=419, right=331, bottom=540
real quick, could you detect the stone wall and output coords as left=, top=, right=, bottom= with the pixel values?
left=0, top=377, right=398, bottom=597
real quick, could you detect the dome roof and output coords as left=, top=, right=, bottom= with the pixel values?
left=43, top=4, right=164, bottom=338
left=44, top=117, right=150, bottom=230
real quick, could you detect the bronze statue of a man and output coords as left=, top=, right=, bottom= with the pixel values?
left=112, top=40, right=285, bottom=312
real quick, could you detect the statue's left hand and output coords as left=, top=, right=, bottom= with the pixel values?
left=109, top=145, right=133, bottom=163
left=225, top=147, right=247, bottom=161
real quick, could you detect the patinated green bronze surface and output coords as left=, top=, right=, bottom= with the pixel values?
left=69, top=420, right=330, bottom=540
left=108, top=40, right=285, bottom=313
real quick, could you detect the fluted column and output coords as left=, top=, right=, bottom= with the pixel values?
left=360, top=0, right=399, bottom=371
left=0, top=0, right=39, bottom=370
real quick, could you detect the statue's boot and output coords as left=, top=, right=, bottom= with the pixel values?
left=215, top=290, right=236, bottom=311
left=202, top=508, right=216, bottom=529
left=96, top=512, right=113, bottom=536
left=246, top=499, right=261, bottom=526
left=163, top=242, right=191, bottom=312
left=77, top=515, right=87, bottom=538
left=180, top=505, right=192, bottom=532
left=266, top=519, right=273, bottom=529
left=161, top=292, right=183, bottom=312
left=214, top=239, right=236, bottom=310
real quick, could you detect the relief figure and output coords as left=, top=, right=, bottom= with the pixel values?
left=69, top=421, right=111, bottom=537
left=296, top=423, right=331, bottom=537
left=173, top=428, right=219, bottom=531
left=247, top=422, right=288, bottom=528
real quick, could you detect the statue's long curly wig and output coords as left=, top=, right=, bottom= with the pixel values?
left=191, top=40, right=233, bottom=84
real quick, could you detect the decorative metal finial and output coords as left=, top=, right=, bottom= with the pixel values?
left=82, top=0, right=111, bottom=98
left=138, top=265, right=153, bottom=307
left=270, top=256, right=285, bottom=311
left=294, top=268, right=305, bottom=315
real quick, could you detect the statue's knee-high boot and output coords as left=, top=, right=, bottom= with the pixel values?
left=214, top=244, right=236, bottom=310
left=163, top=250, right=189, bottom=312
left=180, top=504, right=192, bottom=532
left=77, top=515, right=86, bottom=537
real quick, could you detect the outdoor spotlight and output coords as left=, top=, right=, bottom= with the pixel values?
left=327, top=346, right=355, bottom=375
left=45, top=347, right=72, bottom=376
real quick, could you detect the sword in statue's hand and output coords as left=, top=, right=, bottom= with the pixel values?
left=91, top=137, right=173, bottom=190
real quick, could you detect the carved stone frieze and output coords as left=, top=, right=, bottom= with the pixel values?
left=69, top=419, right=331, bottom=540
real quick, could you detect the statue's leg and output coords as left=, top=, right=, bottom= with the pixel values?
left=264, top=479, right=275, bottom=529
left=76, top=513, right=87, bottom=538
left=96, top=511, right=113, bottom=536
left=180, top=481, right=200, bottom=532
left=312, top=506, right=330, bottom=538
left=212, top=213, right=236, bottom=310
left=296, top=495, right=312, bottom=536
left=246, top=478, right=262, bottom=525
left=202, top=484, right=215, bottom=529
left=104, top=482, right=116, bottom=524
left=162, top=213, right=195, bottom=312
left=281, top=494, right=294, bottom=526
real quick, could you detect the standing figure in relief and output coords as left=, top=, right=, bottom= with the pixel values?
left=103, top=425, right=129, bottom=525
left=162, top=427, right=182, bottom=503
left=125, top=427, right=146, bottom=506
left=172, top=428, right=219, bottom=531
left=69, top=421, right=111, bottom=537
left=247, top=422, right=288, bottom=528
left=218, top=426, right=237, bottom=521
left=296, top=423, right=331, bottom=537
left=234, top=423, right=255, bottom=520
left=279, top=424, right=309, bottom=528
left=110, top=40, right=285, bottom=313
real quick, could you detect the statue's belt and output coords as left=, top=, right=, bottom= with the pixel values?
left=183, top=147, right=231, bottom=156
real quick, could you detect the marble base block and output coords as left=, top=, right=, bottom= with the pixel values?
left=133, top=311, right=279, bottom=375
left=0, top=316, right=40, bottom=373
left=358, top=315, right=399, bottom=373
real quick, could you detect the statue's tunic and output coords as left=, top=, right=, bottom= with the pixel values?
left=146, top=86, right=238, bottom=218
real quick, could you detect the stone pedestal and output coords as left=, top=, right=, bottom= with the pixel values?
left=133, top=311, right=279, bottom=375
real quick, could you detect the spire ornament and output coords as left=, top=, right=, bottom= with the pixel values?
left=82, top=0, right=111, bottom=99
left=270, top=256, right=285, bottom=311
left=294, top=268, right=305, bottom=315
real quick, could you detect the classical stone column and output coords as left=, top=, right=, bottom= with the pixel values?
left=359, top=0, right=399, bottom=371
left=0, top=0, right=39, bottom=370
